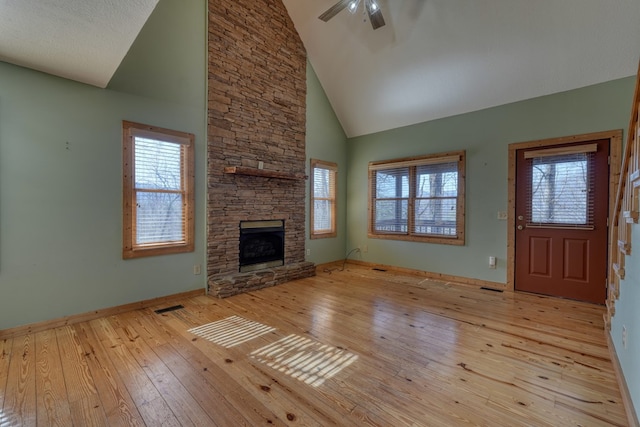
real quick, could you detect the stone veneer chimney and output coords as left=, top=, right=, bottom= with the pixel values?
left=206, top=0, right=315, bottom=297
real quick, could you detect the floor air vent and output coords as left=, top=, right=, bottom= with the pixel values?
left=154, top=304, right=185, bottom=314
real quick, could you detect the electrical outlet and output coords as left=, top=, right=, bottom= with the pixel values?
left=489, top=256, right=496, bottom=269
left=193, top=264, right=201, bottom=275
left=497, top=211, right=507, bottom=220
left=622, top=325, right=628, bottom=349
left=306, top=248, right=310, bottom=256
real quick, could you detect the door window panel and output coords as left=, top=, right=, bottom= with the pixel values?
left=527, top=152, right=594, bottom=227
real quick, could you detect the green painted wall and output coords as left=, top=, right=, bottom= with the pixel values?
left=0, top=0, right=207, bottom=330
left=305, top=61, right=348, bottom=265
left=346, top=77, right=635, bottom=283
left=108, top=0, right=205, bottom=107
left=612, top=224, right=640, bottom=417
left=346, top=76, right=639, bottom=418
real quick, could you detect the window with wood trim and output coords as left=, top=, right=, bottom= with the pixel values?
left=122, top=121, right=195, bottom=259
left=310, top=159, right=337, bottom=238
left=369, top=150, right=465, bottom=245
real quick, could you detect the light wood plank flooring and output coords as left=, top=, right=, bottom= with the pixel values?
left=0, top=264, right=629, bottom=426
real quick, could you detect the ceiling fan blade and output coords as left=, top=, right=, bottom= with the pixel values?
left=318, top=0, right=351, bottom=22
left=365, top=0, right=385, bottom=30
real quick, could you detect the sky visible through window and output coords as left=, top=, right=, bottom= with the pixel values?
left=313, top=167, right=333, bottom=231
left=375, top=168, right=409, bottom=232
left=134, top=137, right=184, bottom=244
left=374, top=163, right=457, bottom=235
left=530, top=154, right=588, bottom=225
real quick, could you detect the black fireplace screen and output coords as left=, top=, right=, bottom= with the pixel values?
left=239, top=220, right=285, bottom=272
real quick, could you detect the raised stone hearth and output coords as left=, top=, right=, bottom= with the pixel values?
left=206, top=0, right=315, bottom=296
left=209, top=262, right=316, bottom=298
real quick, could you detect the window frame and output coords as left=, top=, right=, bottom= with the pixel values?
left=122, top=121, right=195, bottom=259
left=524, top=143, right=597, bottom=229
left=368, top=150, right=465, bottom=245
left=310, top=159, right=338, bottom=239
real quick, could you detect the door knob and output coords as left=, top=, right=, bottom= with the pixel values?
left=518, top=215, right=524, bottom=221
left=517, top=225, right=523, bottom=230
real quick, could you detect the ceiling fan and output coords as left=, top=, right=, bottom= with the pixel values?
left=318, top=0, right=386, bottom=30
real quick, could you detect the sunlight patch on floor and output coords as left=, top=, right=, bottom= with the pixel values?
left=250, top=334, right=358, bottom=387
left=0, top=409, right=13, bottom=427
left=188, top=315, right=276, bottom=348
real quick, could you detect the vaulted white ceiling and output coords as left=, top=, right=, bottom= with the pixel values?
left=0, top=0, right=159, bottom=88
left=1, top=0, right=639, bottom=137
left=283, top=0, right=640, bottom=137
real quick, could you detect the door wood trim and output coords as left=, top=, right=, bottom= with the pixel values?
left=506, top=130, right=622, bottom=292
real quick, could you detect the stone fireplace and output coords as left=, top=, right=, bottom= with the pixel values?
left=206, top=0, right=315, bottom=297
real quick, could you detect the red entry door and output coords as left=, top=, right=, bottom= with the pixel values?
left=514, top=139, right=609, bottom=304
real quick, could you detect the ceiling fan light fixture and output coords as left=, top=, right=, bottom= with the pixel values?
left=318, top=0, right=385, bottom=30
left=348, top=0, right=360, bottom=14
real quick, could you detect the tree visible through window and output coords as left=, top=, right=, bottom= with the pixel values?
left=371, top=167, right=409, bottom=233
left=529, top=152, right=593, bottom=226
left=369, top=151, right=465, bottom=245
left=310, top=159, right=337, bottom=238
left=415, top=162, right=459, bottom=236
left=122, top=121, right=195, bottom=259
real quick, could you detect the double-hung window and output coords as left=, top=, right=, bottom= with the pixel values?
left=369, top=150, right=465, bottom=245
left=122, top=121, right=195, bottom=258
left=310, top=159, right=337, bottom=238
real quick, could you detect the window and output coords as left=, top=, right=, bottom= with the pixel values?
left=525, top=143, right=596, bottom=228
left=122, top=121, right=195, bottom=259
left=369, top=150, right=465, bottom=245
left=310, top=159, right=337, bottom=238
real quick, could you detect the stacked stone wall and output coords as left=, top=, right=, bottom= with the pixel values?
left=207, top=0, right=314, bottom=296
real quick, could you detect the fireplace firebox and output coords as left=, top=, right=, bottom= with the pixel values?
left=239, top=220, right=285, bottom=273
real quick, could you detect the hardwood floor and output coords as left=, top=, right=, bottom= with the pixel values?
left=0, top=264, right=629, bottom=426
